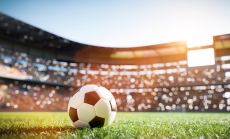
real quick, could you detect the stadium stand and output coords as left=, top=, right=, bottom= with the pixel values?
left=0, top=13, right=230, bottom=112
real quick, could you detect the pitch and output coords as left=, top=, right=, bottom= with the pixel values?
left=0, top=112, right=229, bottom=139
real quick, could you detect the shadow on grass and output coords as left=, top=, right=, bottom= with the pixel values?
left=0, top=126, right=78, bottom=135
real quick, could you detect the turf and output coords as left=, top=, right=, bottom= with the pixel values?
left=0, top=112, right=229, bottom=139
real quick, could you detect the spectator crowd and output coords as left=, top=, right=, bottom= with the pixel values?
left=0, top=47, right=230, bottom=112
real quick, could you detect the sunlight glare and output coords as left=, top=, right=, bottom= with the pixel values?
left=186, top=36, right=213, bottom=48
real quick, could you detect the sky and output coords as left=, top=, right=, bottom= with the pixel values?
left=0, top=0, right=230, bottom=48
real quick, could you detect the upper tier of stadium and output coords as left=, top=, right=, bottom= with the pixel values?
left=1, top=13, right=230, bottom=65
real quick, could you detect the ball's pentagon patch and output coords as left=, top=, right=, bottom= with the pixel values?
left=89, top=116, right=105, bottom=128
left=84, top=91, right=101, bottom=106
left=69, top=107, right=78, bottom=122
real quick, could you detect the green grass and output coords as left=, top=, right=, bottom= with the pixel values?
left=0, top=112, right=229, bottom=139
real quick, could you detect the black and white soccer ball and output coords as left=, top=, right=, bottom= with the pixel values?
left=68, top=84, right=117, bottom=128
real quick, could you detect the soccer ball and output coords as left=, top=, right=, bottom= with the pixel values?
left=67, top=84, right=117, bottom=128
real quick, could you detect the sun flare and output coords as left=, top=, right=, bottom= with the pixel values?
left=186, top=35, right=214, bottom=48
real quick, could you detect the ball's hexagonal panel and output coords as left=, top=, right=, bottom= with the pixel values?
left=73, top=120, right=90, bottom=129
left=96, top=86, right=113, bottom=101
left=104, top=111, right=116, bottom=126
left=68, top=85, right=97, bottom=110
left=77, top=103, right=96, bottom=122
left=84, top=91, right=101, bottom=106
left=95, top=99, right=111, bottom=118
left=80, top=84, right=98, bottom=93
left=68, top=90, right=85, bottom=109
left=69, top=107, right=78, bottom=122
left=89, top=116, right=105, bottom=128
left=110, top=97, right=117, bottom=112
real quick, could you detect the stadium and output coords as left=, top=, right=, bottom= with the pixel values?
left=0, top=10, right=230, bottom=139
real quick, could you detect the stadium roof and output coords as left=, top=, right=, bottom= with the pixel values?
left=0, top=13, right=87, bottom=55
left=0, top=13, right=187, bottom=60
left=1, top=13, right=230, bottom=64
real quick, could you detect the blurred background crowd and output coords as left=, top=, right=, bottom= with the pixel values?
left=0, top=47, right=229, bottom=112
